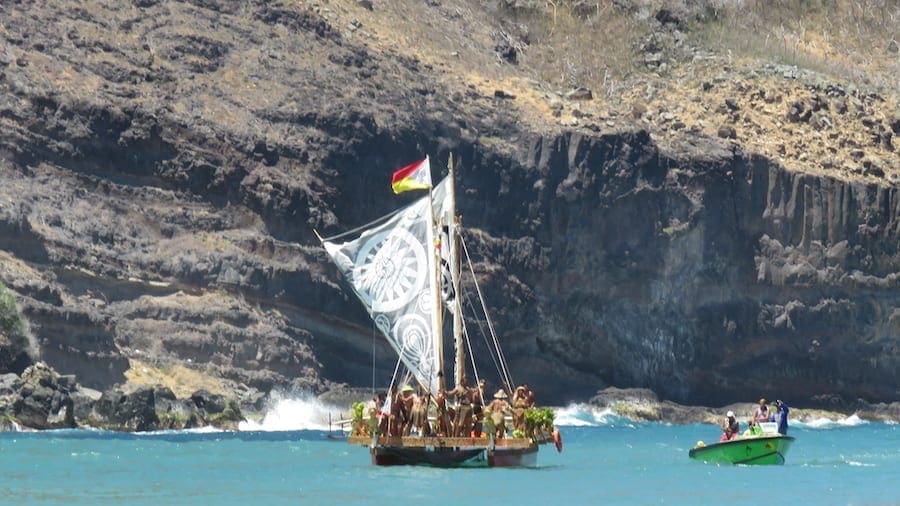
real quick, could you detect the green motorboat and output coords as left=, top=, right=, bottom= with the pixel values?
left=689, top=433, right=795, bottom=465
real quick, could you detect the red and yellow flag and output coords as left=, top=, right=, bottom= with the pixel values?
left=390, top=157, right=431, bottom=194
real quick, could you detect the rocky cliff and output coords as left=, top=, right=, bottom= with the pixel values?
left=0, top=0, right=897, bottom=423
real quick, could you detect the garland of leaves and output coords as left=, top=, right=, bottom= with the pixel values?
left=524, top=407, right=555, bottom=436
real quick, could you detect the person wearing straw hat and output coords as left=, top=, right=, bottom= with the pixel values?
left=485, top=389, right=511, bottom=439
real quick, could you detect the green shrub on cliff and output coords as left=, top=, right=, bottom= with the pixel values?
left=1, top=412, right=20, bottom=429
left=0, top=281, right=35, bottom=373
left=0, top=282, right=25, bottom=339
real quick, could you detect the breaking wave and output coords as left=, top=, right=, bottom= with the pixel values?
left=551, top=406, right=888, bottom=428
left=792, top=413, right=870, bottom=429
left=238, top=395, right=348, bottom=432
left=552, top=403, right=635, bottom=427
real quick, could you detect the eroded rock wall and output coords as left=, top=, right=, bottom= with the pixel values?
left=468, top=131, right=899, bottom=405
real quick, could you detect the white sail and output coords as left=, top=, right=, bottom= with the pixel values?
left=323, top=188, right=444, bottom=394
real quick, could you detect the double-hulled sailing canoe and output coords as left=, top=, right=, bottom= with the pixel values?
left=319, top=156, right=559, bottom=467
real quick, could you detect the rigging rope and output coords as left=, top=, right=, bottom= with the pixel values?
left=371, top=319, right=377, bottom=397
left=456, top=295, right=481, bottom=391
left=384, top=351, right=404, bottom=411
left=318, top=205, right=404, bottom=243
left=461, top=290, right=500, bottom=384
left=459, top=231, right=515, bottom=391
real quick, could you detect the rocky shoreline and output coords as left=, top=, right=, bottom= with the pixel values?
left=1, top=362, right=247, bottom=432
left=587, top=387, right=900, bottom=426
left=3, top=365, right=897, bottom=433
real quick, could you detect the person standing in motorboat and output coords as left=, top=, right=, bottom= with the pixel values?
left=774, top=400, right=789, bottom=435
left=753, top=398, right=770, bottom=424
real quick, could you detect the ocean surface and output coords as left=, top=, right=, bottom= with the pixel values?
left=1, top=399, right=898, bottom=505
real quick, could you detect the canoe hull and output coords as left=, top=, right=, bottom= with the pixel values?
left=689, top=435, right=795, bottom=465
left=352, top=435, right=544, bottom=468
left=370, top=445, right=539, bottom=468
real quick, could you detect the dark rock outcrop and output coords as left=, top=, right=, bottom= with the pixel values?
left=90, top=387, right=160, bottom=432
left=1, top=362, right=76, bottom=429
left=190, top=388, right=243, bottom=427
left=87, top=385, right=244, bottom=431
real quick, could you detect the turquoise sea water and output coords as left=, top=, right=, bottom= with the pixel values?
left=1, top=404, right=898, bottom=505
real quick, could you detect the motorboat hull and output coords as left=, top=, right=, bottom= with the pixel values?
left=689, top=434, right=795, bottom=465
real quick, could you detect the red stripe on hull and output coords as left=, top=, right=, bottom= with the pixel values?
left=488, top=447, right=539, bottom=467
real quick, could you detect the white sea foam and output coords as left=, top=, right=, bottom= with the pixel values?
left=179, top=425, right=223, bottom=434
left=552, top=403, right=630, bottom=427
left=238, top=395, right=348, bottom=432
left=793, top=413, right=869, bottom=429
left=137, top=425, right=224, bottom=436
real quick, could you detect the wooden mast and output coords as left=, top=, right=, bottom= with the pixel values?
left=449, top=154, right=465, bottom=386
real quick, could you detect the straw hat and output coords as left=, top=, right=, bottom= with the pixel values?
left=494, top=389, right=508, bottom=399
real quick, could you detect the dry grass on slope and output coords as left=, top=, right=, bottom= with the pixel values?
left=292, top=0, right=569, bottom=129
left=305, top=0, right=898, bottom=182
left=537, top=0, right=900, bottom=183
left=694, top=0, right=900, bottom=86
left=124, top=358, right=236, bottom=398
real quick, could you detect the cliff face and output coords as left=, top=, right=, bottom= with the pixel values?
left=0, top=0, right=897, bottom=409
left=499, top=132, right=899, bottom=405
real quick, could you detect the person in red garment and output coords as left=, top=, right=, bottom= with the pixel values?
left=720, top=411, right=740, bottom=441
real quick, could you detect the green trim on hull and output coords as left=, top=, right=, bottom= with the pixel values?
left=689, top=435, right=795, bottom=465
